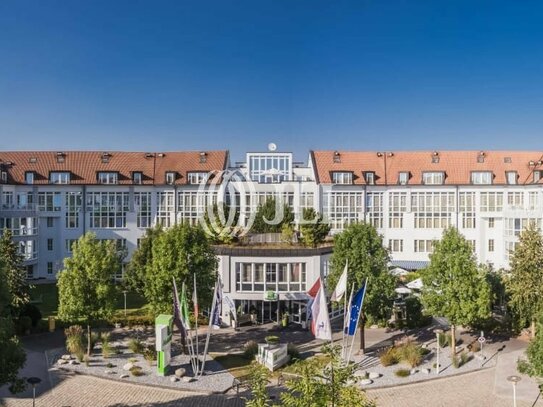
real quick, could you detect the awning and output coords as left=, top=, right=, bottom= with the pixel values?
left=389, top=260, right=429, bottom=270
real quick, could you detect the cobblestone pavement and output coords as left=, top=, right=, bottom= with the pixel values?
left=1, top=370, right=243, bottom=407
left=367, top=368, right=543, bottom=407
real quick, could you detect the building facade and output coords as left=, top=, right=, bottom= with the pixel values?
left=1, top=148, right=541, bottom=283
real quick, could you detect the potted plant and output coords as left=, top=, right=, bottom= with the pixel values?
left=265, top=335, right=280, bottom=348
left=282, top=312, right=289, bottom=328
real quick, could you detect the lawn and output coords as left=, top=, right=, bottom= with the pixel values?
left=29, top=283, right=148, bottom=319
left=212, top=353, right=253, bottom=378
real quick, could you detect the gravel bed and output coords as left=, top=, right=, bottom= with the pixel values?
left=351, top=345, right=498, bottom=389
left=47, top=345, right=235, bottom=393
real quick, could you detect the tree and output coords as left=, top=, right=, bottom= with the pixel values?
left=0, top=229, right=30, bottom=311
left=244, top=362, right=272, bottom=407
left=57, top=232, right=119, bottom=357
left=299, top=208, right=331, bottom=248
left=143, top=223, right=218, bottom=315
left=0, top=259, right=26, bottom=392
left=280, top=345, right=375, bottom=407
left=519, top=314, right=543, bottom=377
left=202, top=202, right=242, bottom=244
left=506, top=223, right=543, bottom=337
left=251, top=198, right=294, bottom=233
left=124, top=225, right=163, bottom=295
left=328, top=222, right=395, bottom=353
left=421, top=227, right=492, bottom=359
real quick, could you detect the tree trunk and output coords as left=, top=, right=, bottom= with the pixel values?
left=359, top=315, right=366, bottom=355
left=532, top=319, right=536, bottom=339
left=87, top=324, right=91, bottom=359
left=450, top=324, right=456, bottom=359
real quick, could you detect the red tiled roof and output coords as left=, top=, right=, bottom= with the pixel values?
left=312, top=150, right=543, bottom=185
left=0, top=151, right=228, bottom=185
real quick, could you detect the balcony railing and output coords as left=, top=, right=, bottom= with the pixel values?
left=1, top=203, right=37, bottom=211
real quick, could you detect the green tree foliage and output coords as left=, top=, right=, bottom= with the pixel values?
left=57, top=232, right=120, bottom=356
left=328, top=222, right=395, bottom=352
left=251, top=198, right=294, bottom=233
left=280, top=345, right=375, bottom=407
left=0, top=259, right=26, bottom=392
left=506, top=223, right=543, bottom=336
left=244, top=362, right=272, bottom=407
left=299, top=208, right=331, bottom=248
left=0, top=229, right=30, bottom=311
left=143, top=223, right=217, bottom=315
left=202, top=202, right=242, bottom=244
left=125, top=225, right=164, bottom=295
left=421, top=227, right=492, bottom=358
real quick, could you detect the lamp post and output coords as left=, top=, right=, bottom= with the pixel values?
left=27, top=377, right=41, bottom=407
left=122, top=290, right=128, bottom=317
left=434, top=328, right=443, bottom=375
left=507, top=375, right=521, bottom=407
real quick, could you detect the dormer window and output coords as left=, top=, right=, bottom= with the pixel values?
left=534, top=171, right=543, bottom=183
left=1, top=171, right=7, bottom=183
left=506, top=171, right=517, bottom=185
left=97, top=172, right=118, bottom=184
left=471, top=171, right=493, bottom=185
left=49, top=171, right=70, bottom=184
left=188, top=172, right=208, bottom=185
left=331, top=171, right=352, bottom=184
left=132, top=172, right=142, bottom=185
left=422, top=171, right=445, bottom=185
left=398, top=172, right=409, bottom=185
left=165, top=171, right=177, bottom=185
left=25, top=171, right=35, bottom=185
left=364, top=171, right=375, bottom=185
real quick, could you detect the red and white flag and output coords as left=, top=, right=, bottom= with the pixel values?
left=331, top=261, right=348, bottom=302
left=192, top=274, right=199, bottom=316
left=310, top=278, right=332, bottom=341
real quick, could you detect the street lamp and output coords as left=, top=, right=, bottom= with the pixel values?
left=27, top=377, right=41, bottom=407
left=507, top=375, right=521, bottom=407
left=434, top=328, right=443, bottom=375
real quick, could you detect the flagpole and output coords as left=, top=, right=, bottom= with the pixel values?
left=198, top=278, right=218, bottom=378
left=342, top=283, right=355, bottom=361
left=347, top=278, right=368, bottom=363
left=194, top=273, right=199, bottom=375
left=182, top=282, right=197, bottom=375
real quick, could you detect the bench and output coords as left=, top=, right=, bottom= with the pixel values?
left=232, top=374, right=253, bottom=394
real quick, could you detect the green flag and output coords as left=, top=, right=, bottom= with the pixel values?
left=181, top=283, right=191, bottom=330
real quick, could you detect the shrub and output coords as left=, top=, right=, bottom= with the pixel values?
left=128, top=338, right=145, bottom=354
left=469, top=341, right=481, bottom=353
left=243, top=340, right=259, bottom=359
left=379, top=347, right=399, bottom=367
left=452, top=355, right=460, bottom=368
left=405, top=297, right=432, bottom=329
left=65, top=325, right=86, bottom=360
left=438, top=333, right=451, bottom=348
left=106, top=362, right=115, bottom=369
left=17, top=316, right=32, bottom=335
left=19, top=303, right=42, bottom=327
left=143, top=346, right=157, bottom=364
left=394, top=368, right=410, bottom=377
left=129, top=366, right=144, bottom=376
left=287, top=343, right=300, bottom=361
left=459, top=351, right=471, bottom=367
left=401, top=344, right=423, bottom=368
left=518, top=359, right=533, bottom=375
left=101, top=332, right=112, bottom=359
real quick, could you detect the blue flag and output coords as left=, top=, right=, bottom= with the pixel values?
left=346, top=279, right=367, bottom=336
left=211, top=280, right=223, bottom=329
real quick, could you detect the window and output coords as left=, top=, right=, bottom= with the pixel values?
left=398, top=172, right=409, bottom=185
left=1, top=171, right=7, bottom=183
left=165, top=172, right=176, bottom=185
left=388, top=192, right=407, bottom=228
left=366, top=192, right=384, bottom=229
left=488, top=239, right=494, bottom=252
left=504, top=157, right=512, bottom=163
left=364, top=172, right=375, bottom=185
left=506, top=171, right=517, bottom=185
left=87, top=192, right=129, bottom=228
left=507, top=192, right=524, bottom=209
left=236, top=262, right=306, bottom=292
left=38, top=192, right=62, bottom=211
left=488, top=218, right=495, bottom=228
left=25, top=172, right=34, bottom=184
left=323, top=191, right=362, bottom=232
left=414, top=240, right=434, bottom=253
left=248, top=153, right=292, bottom=183
left=534, top=171, right=543, bottom=183
left=47, top=262, right=53, bottom=275
left=389, top=239, right=403, bottom=253
left=134, top=192, right=151, bottom=228
left=331, top=172, right=353, bottom=185
left=156, top=191, right=174, bottom=227
left=97, top=172, right=118, bottom=184
left=65, top=239, right=77, bottom=252
left=187, top=172, right=208, bottom=185
left=459, top=192, right=476, bottom=229
left=178, top=191, right=218, bottom=225
left=132, top=172, right=142, bottom=185
left=480, top=192, right=503, bottom=212
left=49, top=172, right=70, bottom=184
left=411, top=192, right=455, bottom=229
left=47, top=239, right=53, bottom=251
left=422, top=172, right=445, bottom=185
left=65, top=192, right=82, bottom=228
left=47, top=217, right=54, bottom=227
left=471, top=171, right=493, bottom=185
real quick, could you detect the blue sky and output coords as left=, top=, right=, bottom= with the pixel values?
left=2, top=1, right=543, bottom=162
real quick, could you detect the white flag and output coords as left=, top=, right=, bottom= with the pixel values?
left=331, top=261, right=348, bottom=302
left=310, top=279, right=332, bottom=341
